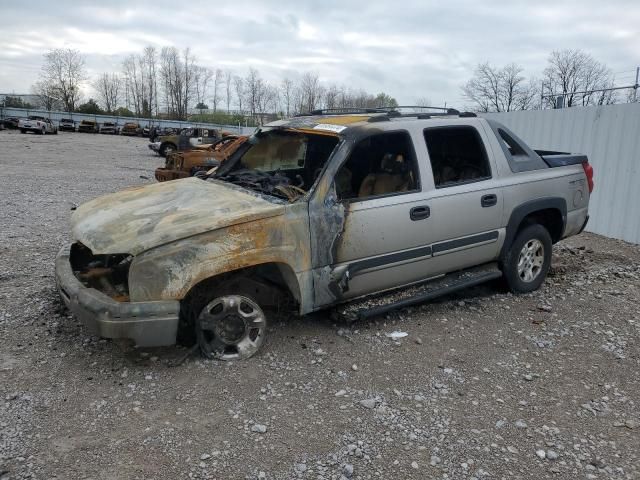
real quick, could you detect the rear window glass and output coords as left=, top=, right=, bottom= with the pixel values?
left=423, top=126, right=491, bottom=188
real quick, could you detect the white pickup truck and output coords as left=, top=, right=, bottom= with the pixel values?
left=19, top=116, right=58, bottom=135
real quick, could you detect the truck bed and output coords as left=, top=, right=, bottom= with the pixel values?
left=535, top=150, right=588, bottom=168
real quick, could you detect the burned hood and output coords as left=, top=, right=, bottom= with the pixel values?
left=71, top=178, right=284, bottom=255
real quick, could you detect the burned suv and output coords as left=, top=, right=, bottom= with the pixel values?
left=78, top=120, right=99, bottom=133
left=155, top=135, right=248, bottom=182
left=56, top=108, right=592, bottom=360
left=149, top=127, right=221, bottom=157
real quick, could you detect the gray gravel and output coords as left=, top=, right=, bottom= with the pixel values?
left=1, top=129, right=639, bottom=479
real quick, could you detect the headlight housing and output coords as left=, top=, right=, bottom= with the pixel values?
left=69, top=242, right=132, bottom=301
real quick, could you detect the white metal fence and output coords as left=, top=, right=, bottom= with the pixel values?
left=0, top=106, right=256, bottom=135
left=483, top=103, right=640, bottom=244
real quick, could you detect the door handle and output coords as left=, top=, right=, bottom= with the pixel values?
left=410, top=205, right=430, bottom=221
left=481, top=194, right=497, bottom=207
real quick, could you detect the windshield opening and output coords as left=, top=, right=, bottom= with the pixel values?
left=214, top=129, right=339, bottom=202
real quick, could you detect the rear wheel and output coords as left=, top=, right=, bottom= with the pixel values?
left=20, top=129, right=26, bottom=134
left=191, top=287, right=267, bottom=361
left=502, top=224, right=552, bottom=293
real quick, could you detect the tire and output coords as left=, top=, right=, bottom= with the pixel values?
left=189, top=282, right=267, bottom=361
left=159, top=143, right=176, bottom=157
left=20, top=129, right=26, bottom=134
left=41, top=127, right=46, bottom=135
left=502, top=223, right=552, bottom=293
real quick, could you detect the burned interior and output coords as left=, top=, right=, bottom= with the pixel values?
left=213, top=128, right=340, bottom=201
left=335, top=131, right=420, bottom=200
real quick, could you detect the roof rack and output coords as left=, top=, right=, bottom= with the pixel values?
left=367, top=107, right=477, bottom=122
left=294, top=105, right=477, bottom=121
left=296, top=107, right=389, bottom=116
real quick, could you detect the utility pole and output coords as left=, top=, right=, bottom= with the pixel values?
left=634, top=66, right=639, bottom=103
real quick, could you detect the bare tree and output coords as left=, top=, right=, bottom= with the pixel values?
left=299, top=72, right=324, bottom=112
left=543, top=49, right=615, bottom=107
left=233, top=75, right=244, bottom=113
left=211, top=69, right=223, bottom=112
left=194, top=66, right=213, bottom=110
left=38, top=48, right=86, bottom=112
left=158, top=47, right=198, bottom=120
left=415, top=97, right=432, bottom=107
left=31, top=80, right=60, bottom=110
left=224, top=70, right=233, bottom=113
left=143, top=46, right=158, bottom=116
left=463, top=62, right=537, bottom=112
left=122, top=47, right=159, bottom=116
left=93, top=73, right=122, bottom=113
left=122, top=54, right=142, bottom=115
left=281, top=77, right=294, bottom=116
left=244, top=68, right=262, bottom=118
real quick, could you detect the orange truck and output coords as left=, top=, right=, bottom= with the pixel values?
left=154, top=135, right=248, bottom=182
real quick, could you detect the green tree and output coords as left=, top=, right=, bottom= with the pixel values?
left=113, top=107, right=135, bottom=117
left=76, top=99, right=104, bottom=114
left=195, top=102, right=209, bottom=114
left=3, top=96, right=34, bottom=108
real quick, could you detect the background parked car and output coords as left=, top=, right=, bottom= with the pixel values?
left=18, top=116, right=58, bottom=135
left=2, top=117, right=21, bottom=129
left=77, top=120, right=99, bottom=133
left=99, top=122, right=119, bottom=134
left=149, top=127, right=222, bottom=157
left=121, top=122, right=141, bottom=136
left=59, top=118, right=76, bottom=132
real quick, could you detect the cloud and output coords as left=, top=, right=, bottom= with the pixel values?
left=1, top=0, right=639, bottom=106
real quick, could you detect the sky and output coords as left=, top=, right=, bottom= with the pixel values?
left=1, top=0, right=639, bottom=109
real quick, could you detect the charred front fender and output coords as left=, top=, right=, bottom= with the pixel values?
left=127, top=205, right=313, bottom=311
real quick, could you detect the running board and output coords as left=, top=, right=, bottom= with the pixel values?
left=333, top=263, right=502, bottom=322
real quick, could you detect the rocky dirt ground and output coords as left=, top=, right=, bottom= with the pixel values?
left=0, top=129, right=639, bottom=480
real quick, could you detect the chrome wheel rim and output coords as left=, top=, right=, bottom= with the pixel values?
left=517, top=239, right=544, bottom=282
left=198, top=295, right=266, bottom=360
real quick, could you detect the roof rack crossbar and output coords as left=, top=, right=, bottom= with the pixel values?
left=293, top=105, right=477, bottom=121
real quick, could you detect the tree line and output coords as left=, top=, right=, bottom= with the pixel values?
left=462, top=49, right=638, bottom=112
left=24, top=46, right=639, bottom=119
left=29, top=47, right=398, bottom=124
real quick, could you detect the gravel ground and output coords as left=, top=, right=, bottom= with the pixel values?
left=1, top=129, right=639, bottom=480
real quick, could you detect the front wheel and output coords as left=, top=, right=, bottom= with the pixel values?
left=159, top=143, right=176, bottom=157
left=20, top=129, right=26, bottom=134
left=193, top=292, right=267, bottom=361
left=502, top=224, right=552, bottom=293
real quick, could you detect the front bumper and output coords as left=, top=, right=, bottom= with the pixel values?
left=55, top=245, right=180, bottom=347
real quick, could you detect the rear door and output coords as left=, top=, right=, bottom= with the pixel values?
left=421, top=122, right=504, bottom=275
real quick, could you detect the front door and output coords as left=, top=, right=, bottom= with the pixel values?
left=311, top=130, right=435, bottom=302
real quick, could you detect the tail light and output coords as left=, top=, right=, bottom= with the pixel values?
left=582, top=161, right=594, bottom=193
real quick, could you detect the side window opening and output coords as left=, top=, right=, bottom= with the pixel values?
left=423, top=126, right=491, bottom=188
left=335, top=131, right=420, bottom=201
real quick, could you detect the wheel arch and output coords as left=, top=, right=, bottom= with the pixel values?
left=501, top=197, right=567, bottom=260
left=181, top=261, right=302, bottom=310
